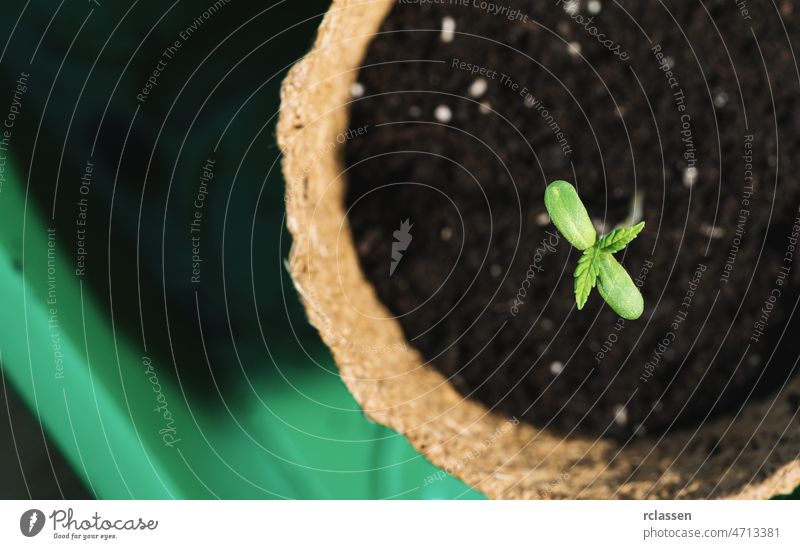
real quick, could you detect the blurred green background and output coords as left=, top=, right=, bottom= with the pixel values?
left=0, top=0, right=480, bottom=499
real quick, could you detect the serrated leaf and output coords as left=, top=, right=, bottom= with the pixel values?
left=545, top=180, right=597, bottom=251
left=574, top=247, right=600, bottom=309
left=596, top=221, right=645, bottom=254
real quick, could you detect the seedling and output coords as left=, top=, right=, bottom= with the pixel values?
left=544, top=180, right=645, bottom=320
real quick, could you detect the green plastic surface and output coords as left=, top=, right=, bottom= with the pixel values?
left=0, top=147, right=482, bottom=500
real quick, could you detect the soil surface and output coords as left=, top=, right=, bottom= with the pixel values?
left=345, top=0, right=800, bottom=438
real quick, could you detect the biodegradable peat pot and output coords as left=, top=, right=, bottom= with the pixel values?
left=277, top=0, right=800, bottom=499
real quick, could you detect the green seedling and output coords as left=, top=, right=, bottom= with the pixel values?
left=544, top=180, right=645, bottom=320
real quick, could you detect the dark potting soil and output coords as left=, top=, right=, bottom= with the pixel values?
left=344, top=0, right=800, bottom=439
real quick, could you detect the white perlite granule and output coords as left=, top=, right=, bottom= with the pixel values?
left=441, top=16, right=456, bottom=43
left=350, top=82, right=364, bottom=98
left=468, top=78, right=488, bottom=98
left=434, top=104, right=453, bottom=123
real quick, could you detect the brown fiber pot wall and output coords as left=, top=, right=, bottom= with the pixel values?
left=277, top=0, right=800, bottom=499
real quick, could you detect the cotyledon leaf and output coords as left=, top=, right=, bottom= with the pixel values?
left=544, top=180, right=597, bottom=251
left=596, top=254, right=644, bottom=320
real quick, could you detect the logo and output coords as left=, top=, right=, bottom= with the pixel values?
left=390, top=219, right=413, bottom=276
left=20, top=509, right=45, bottom=537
